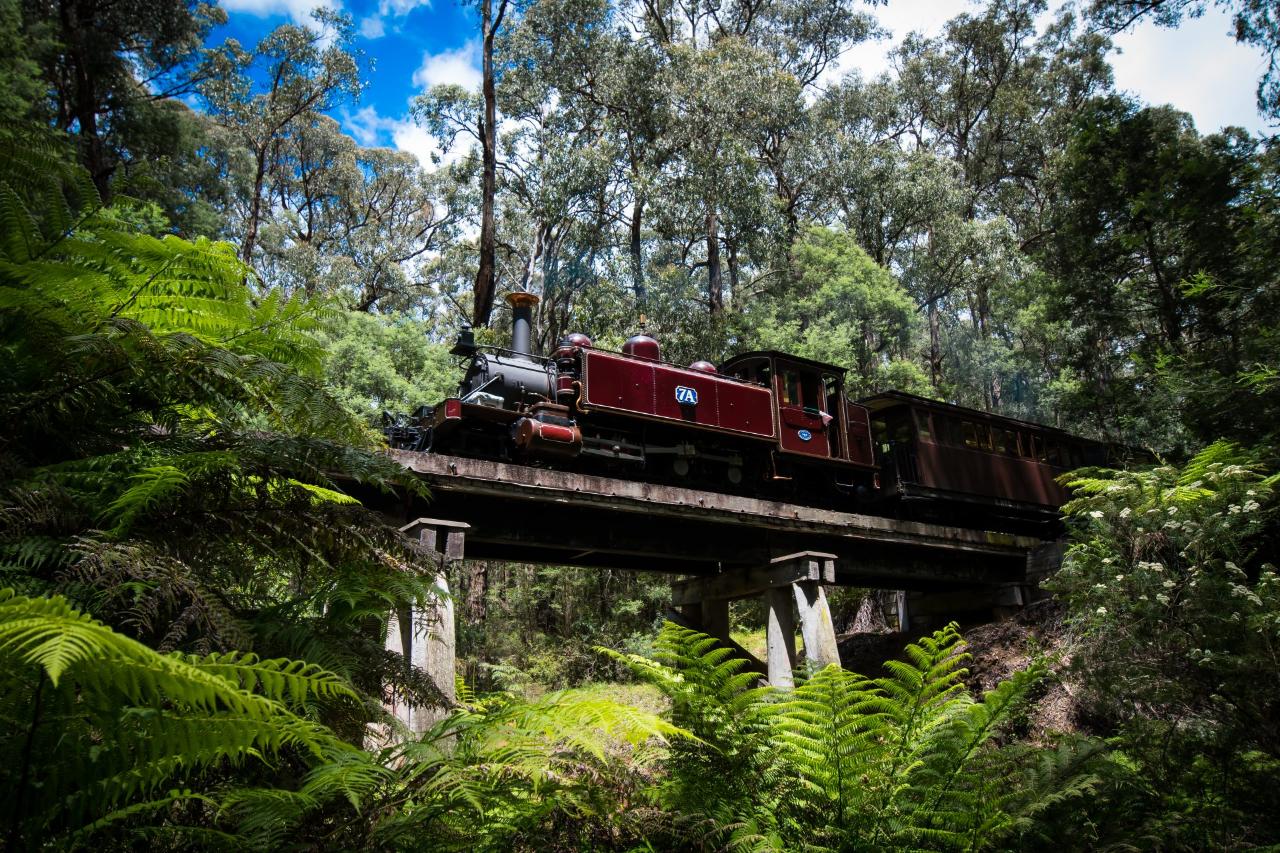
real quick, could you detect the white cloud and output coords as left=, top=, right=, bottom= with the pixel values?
left=816, top=0, right=974, bottom=90
left=413, top=41, right=482, bottom=91
left=343, top=105, right=390, bottom=147
left=392, top=122, right=447, bottom=167
left=220, top=0, right=337, bottom=25
left=819, top=0, right=1269, bottom=136
left=1108, top=6, right=1271, bottom=135
left=357, top=0, right=431, bottom=39
left=340, top=104, right=473, bottom=169
left=380, top=0, right=431, bottom=16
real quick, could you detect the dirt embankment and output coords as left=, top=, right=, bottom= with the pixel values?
left=837, top=599, right=1083, bottom=740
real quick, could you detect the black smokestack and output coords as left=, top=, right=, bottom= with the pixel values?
left=505, top=292, right=540, bottom=355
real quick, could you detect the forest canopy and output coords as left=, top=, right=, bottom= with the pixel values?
left=1, top=0, right=1279, bottom=848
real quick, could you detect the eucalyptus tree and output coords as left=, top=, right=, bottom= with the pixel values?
left=747, top=226, right=917, bottom=392
left=1041, top=97, right=1262, bottom=443
left=652, top=39, right=803, bottom=314
left=251, top=115, right=464, bottom=309
left=18, top=0, right=224, bottom=198
left=471, top=0, right=521, bottom=327
left=870, top=1, right=1113, bottom=408
left=625, top=0, right=882, bottom=315
left=493, top=1, right=626, bottom=347
left=497, top=0, right=670, bottom=306
left=892, top=1, right=1112, bottom=256
left=201, top=12, right=362, bottom=272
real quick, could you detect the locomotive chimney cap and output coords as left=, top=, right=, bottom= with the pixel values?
left=504, top=291, right=541, bottom=309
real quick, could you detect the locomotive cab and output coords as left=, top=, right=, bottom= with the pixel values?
left=721, top=352, right=875, bottom=472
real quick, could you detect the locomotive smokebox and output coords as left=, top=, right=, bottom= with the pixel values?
left=456, top=291, right=552, bottom=410
left=505, top=291, right=540, bottom=355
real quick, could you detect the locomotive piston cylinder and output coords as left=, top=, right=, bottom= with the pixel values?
left=513, top=417, right=582, bottom=458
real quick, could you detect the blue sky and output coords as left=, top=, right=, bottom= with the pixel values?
left=210, top=0, right=1274, bottom=168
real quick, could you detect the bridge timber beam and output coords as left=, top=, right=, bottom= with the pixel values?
left=387, top=450, right=1042, bottom=589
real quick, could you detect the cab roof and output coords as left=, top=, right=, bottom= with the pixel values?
left=720, top=350, right=848, bottom=377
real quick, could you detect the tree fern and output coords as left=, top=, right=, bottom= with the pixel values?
left=361, top=685, right=685, bottom=851
left=618, top=621, right=1109, bottom=852
left=0, top=588, right=380, bottom=847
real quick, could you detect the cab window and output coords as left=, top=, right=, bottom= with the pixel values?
left=781, top=370, right=802, bottom=406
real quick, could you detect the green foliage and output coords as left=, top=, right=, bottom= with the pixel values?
left=1042, top=97, right=1269, bottom=448
left=316, top=309, right=459, bottom=421
left=363, top=687, right=684, bottom=850
left=1049, top=442, right=1280, bottom=846
left=610, top=621, right=1105, bottom=851
left=0, top=121, right=443, bottom=816
left=745, top=226, right=917, bottom=395
left=0, top=588, right=369, bottom=848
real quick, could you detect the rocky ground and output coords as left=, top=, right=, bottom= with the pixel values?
left=836, top=598, right=1084, bottom=740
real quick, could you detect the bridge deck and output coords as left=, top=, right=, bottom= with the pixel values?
left=388, top=451, right=1043, bottom=589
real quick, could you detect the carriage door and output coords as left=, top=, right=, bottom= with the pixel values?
left=776, top=364, right=832, bottom=458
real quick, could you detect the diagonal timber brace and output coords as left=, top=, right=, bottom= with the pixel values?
left=673, top=551, right=841, bottom=688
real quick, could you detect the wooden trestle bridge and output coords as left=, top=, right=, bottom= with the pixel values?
left=370, top=450, right=1063, bottom=732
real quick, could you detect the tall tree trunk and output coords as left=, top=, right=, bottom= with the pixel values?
left=520, top=221, right=545, bottom=292
left=973, top=282, right=1002, bottom=411
left=472, top=0, right=507, bottom=328
left=465, top=561, right=488, bottom=623
left=928, top=297, right=944, bottom=389
left=861, top=318, right=876, bottom=388
left=726, top=235, right=740, bottom=298
left=61, top=0, right=112, bottom=200
left=706, top=209, right=722, bottom=314
left=242, top=149, right=268, bottom=266
left=630, top=193, right=646, bottom=305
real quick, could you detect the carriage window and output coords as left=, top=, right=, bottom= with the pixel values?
left=962, top=421, right=990, bottom=450
left=934, top=416, right=958, bottom=446
left=1044, top=439, right=1063, bottom=467
left=993, top=428, right=1019, bottom=456
left=872, top=418, right=889, bottom=452
left=915, top=411, right=933, bottom=441
left=893, top=419, right=913, bottom=445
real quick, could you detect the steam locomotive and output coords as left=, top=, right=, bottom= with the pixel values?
left=385, top=293, right=1109, bottom=533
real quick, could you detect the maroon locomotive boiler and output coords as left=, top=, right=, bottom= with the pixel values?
left=386, top=292, right=1108, bottom=533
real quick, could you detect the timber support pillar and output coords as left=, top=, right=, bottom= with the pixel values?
left=671, top=551, right=839, bottom=688
left=386, top=517, right=468, bottom=735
